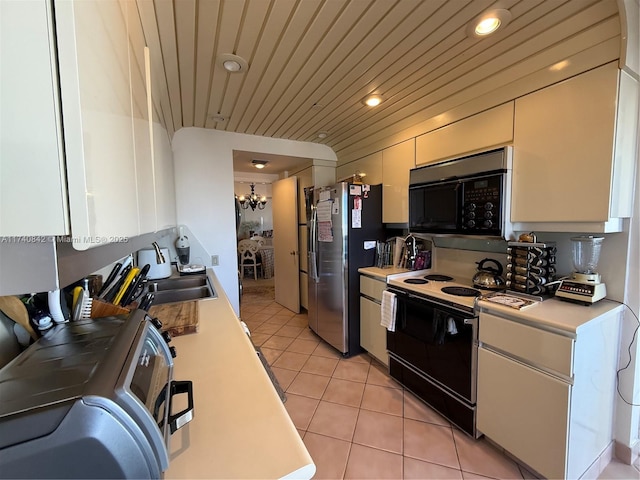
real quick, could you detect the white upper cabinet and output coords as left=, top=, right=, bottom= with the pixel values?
left=0, top=0, right=69, bottom=236
left=415, top=103, right=514, bottom=166
left=336, top=151, right=383, bottom=186
left=511, top=62, right=638, bottom=232
left=382, top=139, right=415, bottom=224
left=56, top=0, right=139, bottom=249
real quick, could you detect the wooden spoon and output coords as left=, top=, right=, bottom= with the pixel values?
left=0, top=296, right=37, bottom=340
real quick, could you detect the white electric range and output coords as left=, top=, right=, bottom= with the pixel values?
left=386, top=269, right=481, bottom=313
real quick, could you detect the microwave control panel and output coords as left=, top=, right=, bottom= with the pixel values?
left=461, top=176, right=502, bottom=232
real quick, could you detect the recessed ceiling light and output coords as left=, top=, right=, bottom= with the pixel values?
left=218, top=53, right=249, bottom=73
left=210, top=114, right=226, bottom=122
left=362, top=94, right=383, bottom=107
left=467, top=9, right=512, bottom=38
left=317, top=131, right=328, bottom=139
left=251, top=159, right=268, bottom=169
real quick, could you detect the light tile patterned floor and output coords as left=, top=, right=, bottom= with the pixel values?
left=240, top=281, right=529, bottom=480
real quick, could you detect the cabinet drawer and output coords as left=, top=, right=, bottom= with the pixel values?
left=477, top=348, right=570, bottom=480
left=360, top=275, right=386, bottom=302
left=479, top=313, right=574, bottom=377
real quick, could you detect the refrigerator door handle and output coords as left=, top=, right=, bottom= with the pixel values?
left=309, top=205, right=319, bottom=282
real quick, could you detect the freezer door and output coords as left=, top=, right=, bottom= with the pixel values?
left=315, top=184, right=348, bottom=353
left=307, top=198, right=319, bottom=333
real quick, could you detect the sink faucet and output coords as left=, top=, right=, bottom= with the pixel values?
left=152, top=242, right=166, bottom=264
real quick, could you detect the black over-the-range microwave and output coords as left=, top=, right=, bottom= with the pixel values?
left=409, top=147, right=513, bottom=238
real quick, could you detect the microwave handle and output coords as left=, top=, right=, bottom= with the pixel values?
left=168, top=380, right=194, bottom=434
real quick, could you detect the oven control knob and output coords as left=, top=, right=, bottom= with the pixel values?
left=467, top=220, right=476, bottom=228
left=484, top=219, right=493, bottom=228
left=466, top=203, right=476, bottom=211
left=484, top=202, right=494, bottom=210
left=484, top=211, right=493, bottom=219
left=149, top=317, right=163, bottom=330
left=169, top=346, right=177, bottom=358
left=467, top=211, right=475, bottom=219
left=161, top=330, right=172, bottom=344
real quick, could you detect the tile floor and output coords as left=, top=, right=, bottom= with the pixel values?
left=240, top=280, right=529, bottom=479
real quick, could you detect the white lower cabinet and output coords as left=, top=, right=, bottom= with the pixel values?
left=477, top=308, right=620, bottom=479
left=477, top=348, right=570, bottom=479
left=359, top=275, right=388, bottom=366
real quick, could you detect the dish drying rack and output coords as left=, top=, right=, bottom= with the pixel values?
left=505, top=240, right=557, bottom=296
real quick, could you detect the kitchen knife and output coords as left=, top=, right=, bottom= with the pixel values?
left=97, top=262, right=122, bottom=297
left=113, top=267, right=140, bottom=306
left=138, top=292, right=155, bottom=311
left=102, top=265, right=132, bottom=303
left=119, top=264, right=150, bottom=307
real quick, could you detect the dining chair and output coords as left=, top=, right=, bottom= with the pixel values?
left=250, top=235, right=266, bottom=247
left=238, top=239, right=262, bottom=280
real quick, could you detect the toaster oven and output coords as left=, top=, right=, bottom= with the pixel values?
left=0, top=309, right=193, bottom=479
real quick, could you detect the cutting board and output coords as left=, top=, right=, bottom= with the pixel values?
left=148, top=301, right=199, bottom=337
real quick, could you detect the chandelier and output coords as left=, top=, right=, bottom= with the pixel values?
left=238, top=183, right=267, bottom=211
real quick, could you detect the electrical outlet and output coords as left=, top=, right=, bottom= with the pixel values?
left=211, top=255, right=219, bottom=266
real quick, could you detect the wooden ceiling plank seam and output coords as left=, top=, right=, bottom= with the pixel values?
left=229, top=0, right=326, bottom=133
left=285, top=0, right=504, bottom=141
left=219, top=0, right=286, bottom=131
left=234, top=0, right=348, bottom=134
left=272, top=0, right=436, bottom=139
left=193, top=0, right=221, bottom=127
left=174, top=0, right=197, bottom=128
left=286, top=0, right=475, bottom=141
left=153, top=0, right=183, bottom=132
left=244, top=0, right=377, bottom=135
left=203, top=0, right=246, bottom=129
left=258, top=0, right=400, bottom=137
left=323, top=0, right=608, bottom=147
left=298, top=0, right=496, bottom=145
left=329, top=32, right=620, bottom=155
left=136, top=0, right=176, bottom=133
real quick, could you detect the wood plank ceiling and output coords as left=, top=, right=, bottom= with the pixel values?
left=136, top=0, right=621, bottom=161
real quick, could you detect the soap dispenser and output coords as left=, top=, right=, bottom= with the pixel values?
left=175, top=226, right=190, bottom=264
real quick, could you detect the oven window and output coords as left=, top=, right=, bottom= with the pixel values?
left=388, top=294, right=474, bottom=401
left=130, top=332, right=170, bottom=422
left=409, top=182, right=459, bottom=232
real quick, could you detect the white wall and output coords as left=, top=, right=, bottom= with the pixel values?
left=171, top=128, right=337, bottom=315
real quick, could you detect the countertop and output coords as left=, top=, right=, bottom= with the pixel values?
left=358, top=266, right=409, bottom=280
left=477, top=296, right=624, bottom=335
left=163, top=270, right=315, bottom=479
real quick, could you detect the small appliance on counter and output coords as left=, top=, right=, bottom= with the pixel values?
left=175, top=226, right=190, bottom=264
left=555, top=236, right=607, bottom=305
left=473, top=258, right=506, bottom=291
left=0, top=310, right=194, bottom=478
left=138, top=243, right=172, bottom=280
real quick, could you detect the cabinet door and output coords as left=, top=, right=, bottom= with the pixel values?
left=336, top=152, right=382, bottom=186
left=511, top=63, right=617, bottom=223
left=360, top=296, right=388, bottom=366
left=0, top=0, right=69, bottom=236
left=56, top=0, right=140, bottom=249
left=382, top=139, right=415, bottom=223
left=415, top=103, right=514, bottom=166
left=477, top=348, right=570, bottom=480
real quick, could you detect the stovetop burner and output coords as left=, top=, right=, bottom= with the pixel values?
left=424, top=274, right=454, bottom=282
left=404, top=278, right=428, bottom=285
left=441, top=286, right=481, bottom=297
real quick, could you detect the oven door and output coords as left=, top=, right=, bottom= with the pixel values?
left=386, top=288, right=477, bottom=402
left=408, top=180, right=460, bottom=233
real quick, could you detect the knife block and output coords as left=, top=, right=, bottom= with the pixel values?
left=91, top=299, right=130, bottom=319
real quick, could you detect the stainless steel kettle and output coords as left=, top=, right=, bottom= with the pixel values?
left=473, top=258, right=506, bottom=290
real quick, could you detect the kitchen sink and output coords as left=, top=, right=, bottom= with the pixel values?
left=147, top=275, right=216, bottom=305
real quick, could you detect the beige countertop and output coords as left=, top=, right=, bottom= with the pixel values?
left=163, top=270, right=315, bottom=479
left=477, top=297, right=624, bottom=335
left=358, top=266, right=409, bottom=280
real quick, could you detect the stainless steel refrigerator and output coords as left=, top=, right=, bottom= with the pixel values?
left=306, top=183, right=385, bottom=356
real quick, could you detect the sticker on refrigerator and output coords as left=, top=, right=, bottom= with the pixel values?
left=319, top=190, right=331, bottom=201
left=352, top=209, right=362, bottom=228
left=316, top=200, right=332, bottom=222
left=349, top=185, right=362, bottom=196
left=332, top=201, right=339, bottom=215
left=353, top=196, right=362, bottom=210
left=318, top=222, right=333, bottom=242
left=362, top=184, right=370, bottom=198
